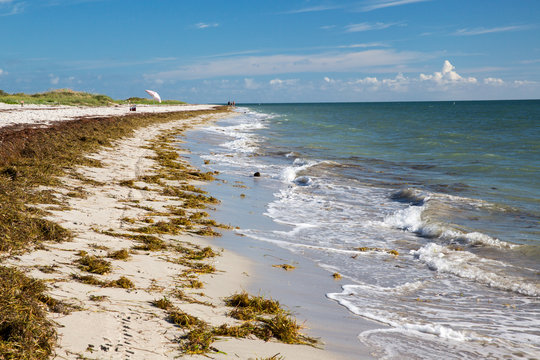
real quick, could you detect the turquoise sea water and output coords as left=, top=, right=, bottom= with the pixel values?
left=188, top=101, right=539, bottom=359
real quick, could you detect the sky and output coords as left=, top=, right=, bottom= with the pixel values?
left=1, top=0, right=539, bottom=103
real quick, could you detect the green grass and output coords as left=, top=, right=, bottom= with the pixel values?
left=0, top=89, right=187, bottom=107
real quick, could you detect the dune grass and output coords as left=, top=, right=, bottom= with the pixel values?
left=0, top=89, right=186, bottom=106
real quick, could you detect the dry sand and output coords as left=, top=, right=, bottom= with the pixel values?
left=0, top=102, right=216, bottom=128
left=3, top=104, right=340, bottom=359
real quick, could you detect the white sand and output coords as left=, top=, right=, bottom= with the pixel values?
left=0, top=103, right=216, bottom=128
left=3, top=105, right=338, bottom=359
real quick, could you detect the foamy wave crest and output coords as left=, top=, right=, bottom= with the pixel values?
left=329, top=283, right=482, bottom=343
left=280, top=158, right=319, bottom=183
left=361, top=323, right=479, bottom=343
left=383, top=204, right=427, bottom=233
left=384, top=203, right=516, bottom=249
left=412, top=243, right=539, bottom=296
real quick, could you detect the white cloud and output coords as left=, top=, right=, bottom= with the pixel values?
left=420, top=60, right=477, bottom=85
left=454, top=25, right=533, bottom=36
left=513, top=80, right=537, bottom=86
left=382, top=73, right=409, bottom=90
left=352, top=76, right=380, bottom=86
left=483, top=77, right=504, bottom=86
left=324, top=77, right=335, bottom=83
left=0, top=69, right=4, bottom=76
left=269, top=78, right=298, bottom=87
left=360, top=0, right=431, bottom=12
left=284, top=5, right=342, bottom=14
left=149, top=49, right=423, bottom=81
left=0, top=0, right=24, bottom=16
left=339, top=43, right=389, bottom=49
left=345, top=22, right=398, bottom=32
left=348, top=73, right=409, bottom=91
left=519, top=58, right=540, bottom=64
left=195, top=22, right=219, bottom=29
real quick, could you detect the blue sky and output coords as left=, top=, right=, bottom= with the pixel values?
left=1, top=0, right=539, bottom=103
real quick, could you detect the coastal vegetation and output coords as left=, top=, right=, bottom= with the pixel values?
left=150, top=291, right=318, bottom=355
left=0, top=89, right=185, bottom=106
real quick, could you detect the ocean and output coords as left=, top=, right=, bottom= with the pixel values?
left=185, top=101, right=539, bottom=359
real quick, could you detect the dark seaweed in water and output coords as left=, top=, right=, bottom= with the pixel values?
left=390, top=188, right=426, bottom=206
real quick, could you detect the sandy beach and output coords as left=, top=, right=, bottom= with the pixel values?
left=1, top=104, right=351, bottom=359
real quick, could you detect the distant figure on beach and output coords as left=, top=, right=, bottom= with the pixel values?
left=20, top=100, right=24, bottom=107
left=130, top=104, right=137, bottom=111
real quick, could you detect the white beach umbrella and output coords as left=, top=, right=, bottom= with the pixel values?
left=145, top=89, right=162, bottom=103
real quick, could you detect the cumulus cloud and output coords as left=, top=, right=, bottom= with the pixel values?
left=483, top=77, right=504, bottom=86
left=351, top=76, right=380, bottom=86
left=420, top=60, right=477, bottom=85
left=347, top=73, right=409, bottom=91
left=269, top=78, right=298, bottom=87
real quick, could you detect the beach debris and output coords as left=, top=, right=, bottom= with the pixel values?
left=76, top=251, right=112, bottom=275
left=272, top=263, right=296, bottom=271
left=354, top=247, right=399, bottom=256
left=107, top=248, right=130, bottom=260
left=332, top=272, right=342, bottom=280
left=253, top=171, right=261, bottom=177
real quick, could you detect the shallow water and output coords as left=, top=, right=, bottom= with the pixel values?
left=184, top=101, right=540, bottom=359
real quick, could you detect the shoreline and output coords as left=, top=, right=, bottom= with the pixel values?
left=184, top=121, right=383, bottom=359
left=1, top=104, right=344, bottom=359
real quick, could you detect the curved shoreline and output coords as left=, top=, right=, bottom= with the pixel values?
left=0, top=104, right=339, bottom=359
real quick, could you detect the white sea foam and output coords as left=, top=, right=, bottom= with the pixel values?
left=328, top=284, right=481, bottom=342
left=383, top=201, right=517, bottom=249
left=412, top=243, right=539, bottom=296
left=190, top=106, right=540, bottom=359
left=279, top=158, right=319, bottom=183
